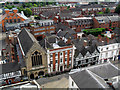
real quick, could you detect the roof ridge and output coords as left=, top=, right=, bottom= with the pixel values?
left=24, top=28, right=38, bottom=43
left=86, top=69, right=106, bottom=88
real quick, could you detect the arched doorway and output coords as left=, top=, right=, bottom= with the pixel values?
left=38, top=71, right=44, bottom=76
left=30, top=74, right=34, bottom=79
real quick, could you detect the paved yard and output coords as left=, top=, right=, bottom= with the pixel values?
left=36, top=73, right=69, bottom=88
left=42, top=77, right=68, bottom=88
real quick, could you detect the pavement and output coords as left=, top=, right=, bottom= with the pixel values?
left=36, top=73, right=69, bottom=88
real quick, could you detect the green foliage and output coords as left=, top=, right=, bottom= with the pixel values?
left=6, top=2, right=9, bottom=5
left=5, top=5, right=15, bottom=9
left=105, top=8, right=110, bottom=13
left=17, top=6, right=24, bottom=13
left=17, top=7, right=32, bottom=17
left=34, top=4, right=38, bottom=7
left=98, top=12, right=104, bottom=14
left=115, top=4, right=120, bottom=14
left=83, top=28, right=106, bottom=36
left=24, top=3, right=33, bottom=8
left=4, top=7, right=8, bottom=9
left=24, top=8, right=32, bottom=17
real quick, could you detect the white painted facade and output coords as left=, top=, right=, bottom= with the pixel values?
left=47, top=45, right=76, bottom=73
left=69, top=76, right=79, bottom=90
left=98, top=43, right=120, bottom=64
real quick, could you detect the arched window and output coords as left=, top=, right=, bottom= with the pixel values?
left=31, top=51, right=42, bottom=67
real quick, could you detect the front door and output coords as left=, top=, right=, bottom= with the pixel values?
left=60, top=66, right=63, bottom=71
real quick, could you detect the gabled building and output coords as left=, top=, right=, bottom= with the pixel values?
left=53, top=11, right=82, bottom=23
left=93, top=16, right=110, bottom=28
left=0, top=8, right=28, bottom=32
left=65, top=17, right=93, bottom=32
left=17, top=28, right=76, bottom=78
left=69, top=62, right=120, bottom=89
left=93, top=15, right=120, bottom=28
left=17, top=28, right=47, bottom=79
left=0, top=61, right=21, bottom=86
left=73, top=36, right=100, bottom=68
left=97, top=34, right=120, bottom=63
left=39, top=34, right=76, bottom=74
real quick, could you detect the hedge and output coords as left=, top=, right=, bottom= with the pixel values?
left=83, top=28, right=106, bottom=36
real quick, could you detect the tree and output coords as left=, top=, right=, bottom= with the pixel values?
left=17, top=6, right=24, bottom=13
left=98, top=12, right=104, bottom=14
left=105, top=8, right=110, bottom=13
left=4, top=7, right=8, bottom=9
left=115, top=4, right=120, bottom=14
left=24, top=8, right=32, bottom=17
left=34, top=4, right=37, bottom=7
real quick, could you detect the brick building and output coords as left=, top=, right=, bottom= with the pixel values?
left=39, top=34, right=75, bottom=74
left=29, top=20, right=56, bottom=40
left=93, top=15, right=120, bottom=28
left=31, top=6, right=67, bottom=15
left=64, top=17, right=93, bottom=32
left=16, top=28, right=75, bottom=78
left=0, top=8, right=28, bottom=32
left=53, top=11, right=82, bottom=23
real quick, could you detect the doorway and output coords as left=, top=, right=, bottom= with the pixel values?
left=60, top=66, right=63, bottom=72
left=30, top=74, right=34, bottom=79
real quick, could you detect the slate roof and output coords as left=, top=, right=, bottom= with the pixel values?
left=87, top=44, right=97, bottom=54
left=113, top=27, right=120, bottom=35
left=70, top=70, right=105, bottom=88
left=67, top=18, right=93, bottom=26
left=108, top=16, right=120, bottom=22
left=40, top=10, right=59, bottom=19
left=116, top=36, right=120, bottom=43
left=47, top=35, right=57, bottom=43
left=88, top=63, right=120, bottom=79
left=58, top=40, right=67, bottom=47
left=39, top=39, right=53, bottom=50
left=95, top=15, right=120, bottom=24
left=18, top=28, right=37, bottom=55
left=56, top=23, right=76, bottom=39
left=0, top=61, right=20, bottom=74
left=73, top=36, right=99, bottom=58
left=95, top=16, right=110, bottom=23
left=56, top=23, right=69, bottom=32
left=70, top=62, right=119, bottom=89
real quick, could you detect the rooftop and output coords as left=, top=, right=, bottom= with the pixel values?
left=70, top=62, right=120, bottom=89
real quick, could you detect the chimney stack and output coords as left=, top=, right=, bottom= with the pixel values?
left=5, top=9, right=9, bottom=14
left=12, top=8, right=18, bottom=13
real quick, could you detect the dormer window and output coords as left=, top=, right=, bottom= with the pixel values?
left=101, top=48, right=103, bottom=51
left=106, top=47, right=108, bottom=50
